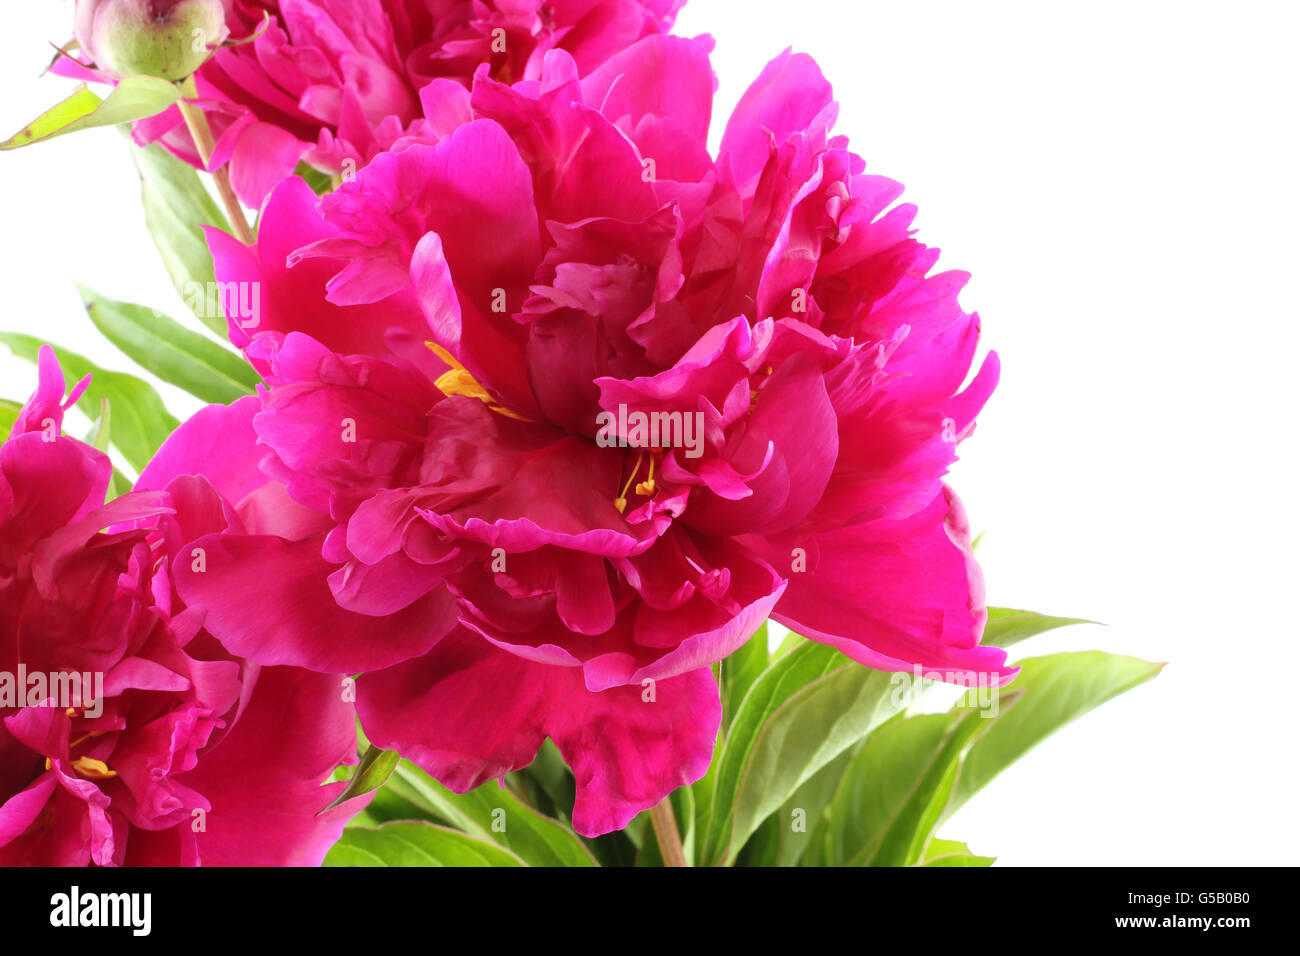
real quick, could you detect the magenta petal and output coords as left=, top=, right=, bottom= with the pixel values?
left=136, top=396, right=265, bottom=505
left=554, top=664, right=719, bottom=837
left=719, top=48, right=835, bottom=190
left=209, top=176, right=429, bottom=363
left=182, top=666, right=367, bottom=866
left=358, top=629, right=720, bottom=836
left=228, top=121, right=306, bottom=208
left=0, top=775, right=58, bottom=848
left=173, top=532, right=457, bottom=672
left=752, top=487, right=1013, bottom=684
left=12, top=345, right=88, bottom=437
left=328, top=552, right=447, bottom=616
left=582, top=35, right=713, bottom=142
left=357, top=631, right=552, bottom=794
left=688, top=351, right=839, bottom=536
left=0, top=435, right=110, bottom=557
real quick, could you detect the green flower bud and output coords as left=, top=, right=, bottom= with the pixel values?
left=74, top=0, right=229, bottom=81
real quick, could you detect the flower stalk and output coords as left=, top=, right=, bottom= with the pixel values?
left=649, top=796, right=687, bottom=867
left=175, top=79, right=253, bottom=245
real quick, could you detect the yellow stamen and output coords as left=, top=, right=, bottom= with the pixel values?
left=616, top=451, right=645, bottom=512
left=70, top=757, right=117, bottom=781
left=634, top=453, right=657, bottom=497
left=426, top=341, right=533, bottom=421
left=70, top=730, right=106, bottom=750
left=426, top=341, right=460, bottom=368
left=435, top=365, right=496, bottom=404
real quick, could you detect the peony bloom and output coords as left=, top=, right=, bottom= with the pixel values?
left=0, top=348, right=366, bottom=865
left=176, top=38, right=1009, bottom=836
left=62, top=0, right=687, bottom=206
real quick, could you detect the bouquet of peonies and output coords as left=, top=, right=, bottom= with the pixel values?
left=0, top=0, right=1159, bottom=867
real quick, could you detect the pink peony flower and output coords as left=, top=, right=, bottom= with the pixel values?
left=0, top=347, right=366, bottom=865
left=176, top=38, right=1009, bottom=836
left=62, top=0, right=687, bottom=206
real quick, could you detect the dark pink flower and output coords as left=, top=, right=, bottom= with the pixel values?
left=177, top=39, right=1008, bottom=835
left=0, top=348, right=366, bottom=865
left=63, top=0, right=686, bottom=205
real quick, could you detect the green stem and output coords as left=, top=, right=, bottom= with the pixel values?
left=175, top=91, right=255, bottom=246
left=649, top=796, right=687, bottom=867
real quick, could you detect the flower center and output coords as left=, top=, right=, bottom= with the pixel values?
left=425, top=342, right=666, bottom=514
left=426, top=342, right=531, bottom=421
left=614, top=449, right=662, bottom=514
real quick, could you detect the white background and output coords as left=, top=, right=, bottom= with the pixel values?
left=2, top=1, right=1297, bottom=865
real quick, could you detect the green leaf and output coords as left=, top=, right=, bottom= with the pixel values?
left=78, top=286, right=260, bottom=404
left=325, top=821, right=526, bottom=867
left=944, top=651, right=1164, bottom=818
left=689, top=732, right=721, bottom=853
left=721, top=622, right=768, bottom=730
left=80, top=397, right=132, bottom=500
left=383, top=761, right=598, bottom=867
left=132, top=143, right=232, bottom=336
left=580, top=828, right=640, bottom=867
left=825, top=707, right=1004, bottom=866
left=107, top=467, right=133, bottom=501
left=773, top=630, right=804, bottom=658
left=0, top=399, right=20, bottom=442
left=736, top=743, right=856, bottom=867
left=700, top=641, right=905, bottom=866
left=0, top=332, right=178, bottom=473
left=803, top=649, right=1160, bottom=867
left=323, top=745, right=399, bottom=814
left=1, top=77, right=181, bottom=150
left=514, top=738, right=575, bottom=823
left=982, top=606, right=1096, bottom=650
left=344, top=787, right=421, bottom=828
left=294, top=161, right=334, bottom=196
left=84, top=397, right=112, bottom=453
left=916, top=838, right=996, bottom=867
left=775, top=743, right=859, bottom=866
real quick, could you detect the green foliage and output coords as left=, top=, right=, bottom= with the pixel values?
left=1, top=77, right=179, bottom=150
left=77, top=285, right=259, bottom=403
left=0, top=332, right=178, bottom=473
left=0, top=398, right=20, bottom=442
left=132, top=142, right=232, bottom=336
left=325, top=610, right=1158, bottom=867
left=326, top=822, right=526, bottom=867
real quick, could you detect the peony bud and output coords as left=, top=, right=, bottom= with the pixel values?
left=74, top=0, right=229, bottom=81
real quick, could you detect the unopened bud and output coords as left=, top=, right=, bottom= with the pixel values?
left=74, top=0, right=229, bottom=81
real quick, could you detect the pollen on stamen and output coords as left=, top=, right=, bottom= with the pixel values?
left=614, top=449, right=646, bottom=513
left=70, top=756, right=117, bottom=781
left=634, top=453, right=658, bottom=497
left=426, top=341, right=532, bottom=421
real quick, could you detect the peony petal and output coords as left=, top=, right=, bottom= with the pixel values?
left=173, top=531, right=458, bottom=672
left=358, top=629, right=720, bottom=836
